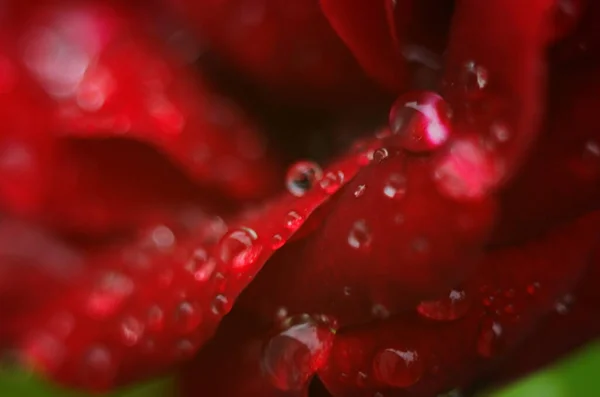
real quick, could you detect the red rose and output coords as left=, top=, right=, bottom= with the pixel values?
left=0, top=0, right=598, bottom=396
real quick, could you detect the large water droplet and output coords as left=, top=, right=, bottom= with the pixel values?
left=217, top=228, right=261, bottom=270
left=348, top=220, right=373, bottom=251
left=80, top=345, right=117, bottom=389
left=383, top=173, right=408, bottom=200
left=285, top=161, right=323, bottom=197
left=417, top=289, right=471, bottom=321
left=389, top=91, right=452, bottom=153
left=373, top=348, right=424, bottom=387
left=319, top=171, right=344, bottom=194
left=477, top=316, right=504, bottom=358
left=173, top=300, right=202, bottom=333
left=261, top=316, right=334, bottom=391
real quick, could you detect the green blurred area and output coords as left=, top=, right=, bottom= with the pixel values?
left=1, top=341, right=598, bottom=397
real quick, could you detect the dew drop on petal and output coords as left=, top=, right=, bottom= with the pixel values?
left=217, top=228, right=261, bottom=270
left=119, top=316, right=144, bottom=347
left=371, top=148, right=389, bottom=163
left=271, top=234, right=285, bottom=249
left=285, top=161, right=323, bottom=197
left=348, top=220, right=373, bottom=251
left=261, top=316, right=335, bottom=391
left=417, top=289, right=471, bottom=321
left=477, top=316, right=504, bottom=358
left=146, top=305, right=165, bottom=332
left=555, top=294, right=575, bottom=315
left=354, top=184, right=366, bottom=198
left=211, top=294, right=231, bottom=316
left=460, top=61, right=489, bottom=97
left=383, top=173, right=408, bottom=200
left=389, top=92, right=452, bottom=153
left=85, top=272, right=133, bottom=319
left=284, top=211, right=304, bottom=231
left=319, top=171, right=344, bottom=194
left=80, top=345, right=117, bottom=389
left=373, top=348, right=424, bottom=388
left=173, top=300, right=202, bottom=333
left=371, top=303, right=391, bottom=319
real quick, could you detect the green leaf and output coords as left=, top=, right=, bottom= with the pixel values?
left=484, top=341, right=600, bottom=397
left=0, top=370, right=174, bottom=397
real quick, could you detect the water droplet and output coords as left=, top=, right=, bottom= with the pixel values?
left=146, top=305, right=165, bottom=332
left=217, top=228, right=261, bottom=270
left=261, top=317, right=334, bottom=391
left=383, top=173, right=408, bottom=200
left=343, top=286, right=352, bottom=297
left=185, top=248, right=216, bottom=282
left=371, top=303, right=390, bottom=319
left=119, top=316, right=144, bottom=346
left=319, top=171, right=344, bottom=194
left=80, top=346, right=117, bottom=389
left=354, top=184, right=366, bottom=198
left=526, top=282, right=541, bottom=296
left=286, top=161, right=323, bottom=197
left=477, top=317, right=504, bottom=358
left=433, top=137, right=503, bottom=200
left=348, top=220, right=373, bottom=251
left=150, top=225, right=175, bottom=249
left=85, top=272, right=133, bottom=319
left=271, top=234, right=285, bottom=249
left=174, top=338, right=199, bottom=359
left=373, top=348, right=424, bottom=387
left=285, top=211, right=304, bottom=231
left=211, top=294, right=231, bottom=316
left=417, top=289, right=471, bottom=321
left=555, top=294, right=575, bottom=315
left=372, top=148, right=389, bottom=163
left=389, top=91, right=451, bottom=153
left=461, top=61, right=489, bottom=97
left=173, top=301, right=202, bottom=333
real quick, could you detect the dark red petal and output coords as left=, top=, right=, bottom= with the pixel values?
left=6, top=143, right=365, bottom=392
left=238, top=128, right=496, bottom=327
left=316, top=211, right=600, bottom=396
left=167, top=0, right=384, bottom=107
left=440, top=0, right=552, bottom=192
left=320, top=0, right=406, bottom=92
left=0, top=0, right=280, bottom=234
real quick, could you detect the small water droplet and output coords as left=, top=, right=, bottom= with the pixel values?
left=85, top=272, right=133, bottom=319
left=373, top=348, right=424, bottom=387
left=211, top=294, right=231, bottom=316
left=80, top=346, right=117, bottom=389
left=150, top=225, right=175, bottom=249
left=371, top=304, right=390, bottom=319
left=389, top=91, right=451, bottom=153
left=173, top=301, right=202, bottom=333
left=354, top=184, right=366, bottom=198
left=271, top=234, right=285, bottom=249
left=119, top=316, right=144, bottom=346
left=372, top=148, right=389, bottom=163
left=477, top=317, right=504, bottom=358
left=417, top=289, right=471, bottom=321
left=285, top=161, right=323, bottom=197
left=146, top=305, right=165, bottom=332
left=319, top=171, right=344, bottom=194
left=261, top=316, right=334, bottom=391
left=526, top=282, right=541, bottom=296
left=285, top=211, right=304, bottom=231
left=555, top=294, right=575, bottom=315
left=383, top=173, right=408, bottom=200
left=343, top=286, right=352, bottom=297
left=348, top=220, right=373, bottom=251
left=186, top=248, right=216, bottom=282
left=217, top=228, right=261, bottom=270
left=461, top=61, right=489, bottom=97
